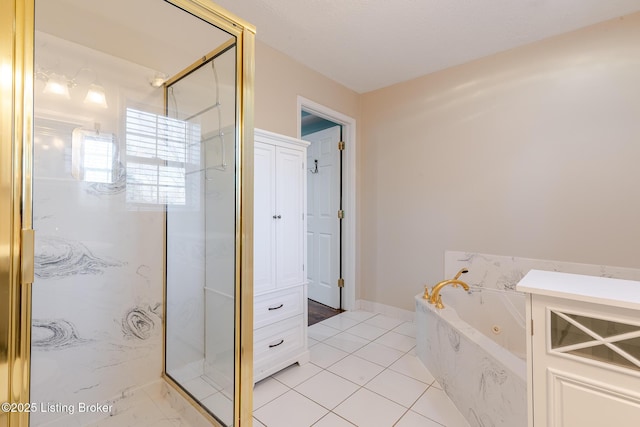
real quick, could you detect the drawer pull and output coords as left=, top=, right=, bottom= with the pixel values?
left=269, top=339, right=284, bottom=348
left=268, top=304, right=284, bottom=311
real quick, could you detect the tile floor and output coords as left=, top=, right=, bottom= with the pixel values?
left=40, top=310, right=469, bottom=427
left=252, top=310, right=470, bottom=427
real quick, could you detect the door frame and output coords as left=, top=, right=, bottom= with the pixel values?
left=297, top=96, right=356, bottom=311
left=1, top=1, right=34, bottom=426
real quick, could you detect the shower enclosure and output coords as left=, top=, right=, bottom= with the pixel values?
left=164, top=41, right=239, bottom=425
left=0, top=1, right=254, bottom=426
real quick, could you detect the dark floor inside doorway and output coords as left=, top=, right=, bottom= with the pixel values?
left=308, top=299, right=344, bottom=326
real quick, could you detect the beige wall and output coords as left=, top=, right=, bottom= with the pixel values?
left=254, top=40, right=360, bottom=137
left=253, top=40, right=364, bottom=304
left=361, top=13, right=640, bottom=310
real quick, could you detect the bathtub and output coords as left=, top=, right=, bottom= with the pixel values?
left=415, top=294, right=527, bottom=427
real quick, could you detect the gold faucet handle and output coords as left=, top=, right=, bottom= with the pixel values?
left=422, top=285, right=430, bottom=300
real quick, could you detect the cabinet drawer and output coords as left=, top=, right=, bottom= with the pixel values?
left=254, top=286, right=304, bottom=329
left=254, top=315, right=305, bottom=367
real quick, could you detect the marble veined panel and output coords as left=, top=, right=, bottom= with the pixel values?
left=445, top=251, right=640, bottom=294
left=31, top=117, right=165, bottom=426
left=416, top=297, right=527, bottom=427
left=442, top=251, right=640, bottom=358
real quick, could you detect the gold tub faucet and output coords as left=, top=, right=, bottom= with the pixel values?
left=428, top=268, right=470, bottom=309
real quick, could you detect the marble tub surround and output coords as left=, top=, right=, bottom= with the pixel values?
left=416, top=295, right=526, bottom=427
left=442, top=251, right=640, bottom=358
left=415, top=251, right=640, bottom=427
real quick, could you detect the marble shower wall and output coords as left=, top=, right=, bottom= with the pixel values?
left=31, top=33, right=167, bottom=426
left=31, top=120, right=165, bottom=426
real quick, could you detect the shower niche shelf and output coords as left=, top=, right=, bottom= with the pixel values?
left=253, top=129, right=310, bottom=382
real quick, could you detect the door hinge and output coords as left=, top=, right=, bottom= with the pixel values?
left=21, top=229, right=35, bottom=284
left=531, top=319, right=534, bottom=336
left=338, top=277, right=345, bottom=288
left=338, top=141, right=345, bottom=151
left=338, top=210, right=345, bottom=219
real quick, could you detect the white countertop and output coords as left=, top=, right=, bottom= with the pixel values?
left=516, top=269, right=640, bottom=311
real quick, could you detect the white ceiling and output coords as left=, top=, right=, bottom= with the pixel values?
left=213, top=0, right=640, bottom=93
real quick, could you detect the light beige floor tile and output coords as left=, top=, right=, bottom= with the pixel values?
left=253, top=390, right=328, bottom=427
left=181, top=376, right=218, bottom=401
left=308, top=323, right=341, bottom=342
left=253, top=417, right=267, bottom=427
left=323, top=331, right=370, bottom=353
left=319, top=315, right=361, bottom=331
left=295, top=370, right=359, bottom=410
left=344, top=322, right=388, bottom=341
left=312, top=412, right=356, bottom=426
left=389, top=353, right=436, bottom=384
left=273, top=362, right=323, bottom=388
left=327, top=355, right=385, bottom=386
left=374, top=331, right=416, bottom=352
left=338, top=310, right=376, bottom=322
left=363, top=314, right=404, bottom=330
left=253, top=377, right=290, bottom=410
left=364, top=369, right=428, bottom=408
left=309, top=342, right=349, bottom=368
left=395, top=410, right=444, bottom=427
left=333, top=388, right=406, bottom=427
left=201, top=392, right=233, bottom=427
left=393, top=321, right=417, bottom=338
left=353, top=341, right=404, bottom=367
left=411, top=387, right=470, bottom=426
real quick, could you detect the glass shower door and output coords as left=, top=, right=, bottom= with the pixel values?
left=26, top=1, right=254, bottom=426
left=164, top=42, right=238, bottom=426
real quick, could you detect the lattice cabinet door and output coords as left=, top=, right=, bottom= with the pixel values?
left=530, top=294, right=640, bottom=427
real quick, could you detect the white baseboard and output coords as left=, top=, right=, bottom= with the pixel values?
left=355, top=299, right=415, bottom=322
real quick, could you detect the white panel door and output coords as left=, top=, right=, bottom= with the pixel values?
left=254, top=142, right=276, bottom=294
left=275, top=146, right=305, bottom=288
left=304, top=126, right=340, bottom=308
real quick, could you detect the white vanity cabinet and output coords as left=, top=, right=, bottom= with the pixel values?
left=253, top=129, right=310, bottom=382
left=517, top=270, right=640, bottom=427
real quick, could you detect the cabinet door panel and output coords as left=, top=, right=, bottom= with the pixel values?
left=275, top=147, right=305, bottom=288
left=254, top=143, right=276, bottom=293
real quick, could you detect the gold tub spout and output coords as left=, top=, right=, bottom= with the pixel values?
left=428, top=268, right=470, bottom=309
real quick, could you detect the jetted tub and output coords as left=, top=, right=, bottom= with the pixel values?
left=415, top=294, right=527, bottom=427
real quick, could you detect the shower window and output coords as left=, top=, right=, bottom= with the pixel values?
left=125, top=107, right=201, bottom=206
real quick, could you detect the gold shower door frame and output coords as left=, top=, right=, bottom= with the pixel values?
left=0, top=1, right=255, bottom=426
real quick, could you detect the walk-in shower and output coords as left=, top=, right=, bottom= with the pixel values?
left=1, top=1, right=254, bottom=426
left=164, top=40, right=239, bottom=426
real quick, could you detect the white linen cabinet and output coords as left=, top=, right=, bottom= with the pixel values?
left=253, top=129, right=310, bottom=382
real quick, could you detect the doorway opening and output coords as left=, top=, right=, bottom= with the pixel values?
left=298, top=97, right=357, bottom=323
